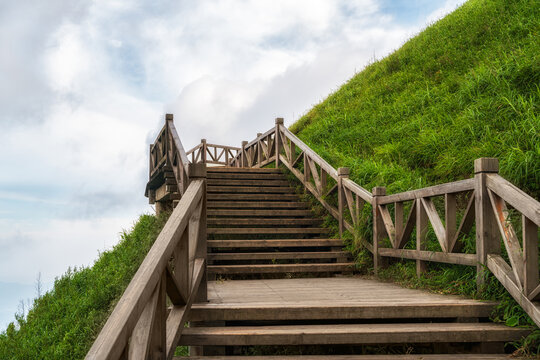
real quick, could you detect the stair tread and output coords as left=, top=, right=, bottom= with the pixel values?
left=207, top=227, right=330, bottom=234
left=208, top=194, right=300, bottom=201
left=207, top=239, right=343, bottom=247
left=208, top=263, right=354, bottom=274
left=208, top=209, right=314, bottom=217
left=176, top=355, right=517, bottom=360
left=179, top=322, right=531, bottom=346
left=208, top=218, right=322, bottom=226
left=208, top=201, right=308, bottom=209
left=207, top=173, right=286, bottom=180
left=207, top=251, right=348, bottom=261
left=208, top=186, right=294, bottom=193
left=207, top=167, right=282, bottom=173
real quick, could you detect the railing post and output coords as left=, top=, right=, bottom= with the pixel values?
left=241, top=141, right=248, bottom=168
left=338, top=167, right=350, bottom=240
left=275, top=118, right=283, bottom=167
left=372, top=186, right=386, bottom=275
left=257, top=133, right=263, bottom=166
left=189, top=163, right=207, bottom=302
left=474, top=157, right=500, bottom=291
left=201, top=139, right=207, bottom=164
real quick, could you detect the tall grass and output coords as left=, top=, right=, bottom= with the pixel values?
left=0, top=213, right=169, bottom=359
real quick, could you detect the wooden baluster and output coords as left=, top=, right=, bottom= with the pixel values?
left=474, top=158, right=500, bottom=290
left=416, top=197, right=428, bottom=276
left=372, top=187, right=386, bottom=275
left=337, top=167, right=349, bottom=240
left=241, top=141, right=248, bottom=168
left=304, top=154, right=310, bottom=192
left=445, top=193, right=457, bottom=253
left=257, top=133, right=263, bottom=166
left=395, top=202, right=403, bottom=249
left=200, top=139, right=207, bottom=164
left=275, top=118, right=283, bottom=167
left=523, top=216, right=538, bottom=299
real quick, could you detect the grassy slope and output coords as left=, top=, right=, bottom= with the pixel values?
left=0, top=213, right=168, bottom=359
left=291, top=0, right=539, bottom=198
left=290, top=0, right=539, bottom=354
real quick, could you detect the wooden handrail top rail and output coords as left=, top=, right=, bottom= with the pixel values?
left=279, top=126, right=339, bottom=180
left=342, top=177, right=373, bottom=204
left=244, top=127, right=275, bottom=149
left=205, top=143, right=241, bottom=151
left=486, top=173, right=540, bottom=226
left=86, top=179, right=204, bottom=360
left=186, top=143, right=203, bottom=155
left=379, top=178, right=475, bottom=205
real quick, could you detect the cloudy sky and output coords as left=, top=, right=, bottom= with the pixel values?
left=0, top=0, right=465, bottom=329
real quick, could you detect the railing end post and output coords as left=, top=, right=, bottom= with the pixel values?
left=338, top=167, right=350, bottom=178
left=257, top=133, right=262, bottom=137
left=372, top=186, right=386, bottom=275
left=372, top=186, right=386, bottom=197
left=166, top=113, right=174, bottom=121
left=275, top=117, right=284, bottom=125
left=188, top=162, right=207, bottom=179
left=474, top=158, right=499, bottom=174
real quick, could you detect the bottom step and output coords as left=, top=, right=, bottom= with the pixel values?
left=179, top=323, right=529, bottom=346
left=208, top=263, right=354, bottom=274
left=176, top=356, right=517, bottom=359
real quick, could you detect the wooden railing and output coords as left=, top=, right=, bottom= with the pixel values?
left=228, top=118, right=540, bottom=327
left=187, top=139, right=240, bottom=166
left=87, top=115, right=207, bottom=359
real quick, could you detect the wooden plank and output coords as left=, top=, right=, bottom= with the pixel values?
left=175, top=355, right=518, bottom=360
left=179, top=322, right=530, bottom=346
left=207, top=239, right=343, bottom=248
left=207, top=179, right=289, bottom=186
left=128, top=280, right=161, bottom=360
left=207, top=201, right=308, bottom=209
left=486, top=174, right=540, bottom=226
left=165, top=259, right=205, bottom=360
left=378, top=248, right=477, bottom=266
left=208, top=263, right=354, bottom=274
left=523, top=216, right=539, bottom=299
left=379, top=179, right=475, bottom=205
left=208, top=209, right=313, bottom=217
left=487, top=254, right=540, bottom=327
left=207, top=218, right=322, bottom=226
left=279, top=126, right=339, bottom=180
left=207, top=167, right=281, bottom=173
left=417, top=198, right=428, bottom=276
left=207, top=227, right=329, bottom=235
left=207, top=251, right=348, bottom=261
left=85, top=180, right=204, bottom=360
left=421, top=198, right=448, bottom=252
left=207, top=186, right=294, bottom=194
left=449, top=193, right=475, bottom=253
left=189, top=302, right=495, bottom=322
left=488, top=190, right=524, bottom=289
left=207, top=193, right=299, bottom=201
left=207, top=173, right=285, bottom=180
left=378, top=205, right=395, bottom=246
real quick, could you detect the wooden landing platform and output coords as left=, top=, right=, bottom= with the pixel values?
left=190, top=276, right=496, bottom=322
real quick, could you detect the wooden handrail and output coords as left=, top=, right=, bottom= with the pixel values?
left=226, top=120, right=539, bottom=328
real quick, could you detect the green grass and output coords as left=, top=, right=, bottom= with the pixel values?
left=0, top=213, right=169, bottom=359
left=290, top=0, right=539, bottom=354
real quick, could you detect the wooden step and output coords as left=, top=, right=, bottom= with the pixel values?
left=208, top=202, right=308, bottom=209
left=207, top=179, right=290, bottom=187
left=189, top=301, right=496, bottom=322
left=207, top=173, right=286, bottom=180
left=208, top=263, right=354, bottom=274
left=207, top=186, right=295, bottom=194
left=207, top=239, right=343, bottom=248
left=207, top=167, right=281, bottom=173
left=176, top=355, right=516, bottom=359
left=208, top=209, right=313, bottom=217
left=179, top=323, right=530, bottom=346
left=207, top=227, right=330, bottom=235
left=207, top=251, right=348, bottom=261
left=207, top=193, right=299, bottom=201
left=207, top=218, right=322, bottom=226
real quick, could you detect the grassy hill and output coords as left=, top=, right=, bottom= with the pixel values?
left=290, top=0, right=539, bottom=354
left=0, top=214, right=168, bottom=359
left=291, top=0, right=538, bottom=199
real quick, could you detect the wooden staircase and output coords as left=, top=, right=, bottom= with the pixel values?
left=206, top=167, right=354, bottom=278
left=179, top=166, right=530, bottom=358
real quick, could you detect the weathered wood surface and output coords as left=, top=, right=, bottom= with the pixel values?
left=176, top=356, right=518, bottom=360
left=180, top=322, right=528, bottom=346
left=208, top=263, right=354, bottom=274
left=207, top=251, right=348, bottom=261
left=207, top=239, right=343, bottom=248
left=379, top=179, right=475, bottom=205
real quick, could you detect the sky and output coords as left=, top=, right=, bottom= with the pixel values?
left=0, top=0, right=466, bottom=329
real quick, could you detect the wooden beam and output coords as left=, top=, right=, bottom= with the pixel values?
left=378, top=248, right=477, bottom=266
left=421, top=198, right=447, bottom=252
left=379, top=179, right=474, bottom=205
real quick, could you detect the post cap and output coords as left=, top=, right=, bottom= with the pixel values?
left=201, top=138, right=207, bottom=143
left=257, top=133, right=262, bottom=137
left=165, top=113, right=173, bottom=121
left=275, top=117, right=284, bottom=125
left=337, top=167, right=350, bottom=176
left=372, top=187, right=386, bottom=196
left=188, top=163, right=207, bottom=178
left=241, top=141, right=248, bottom=147
left=474, top=158, right=499, bottom=174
